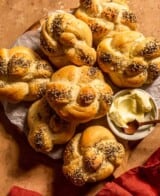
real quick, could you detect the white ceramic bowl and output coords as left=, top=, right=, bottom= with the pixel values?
left=107, top=89, right=159, bottom=141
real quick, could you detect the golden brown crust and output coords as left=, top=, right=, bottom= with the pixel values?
left=45, top=65, right=113, bottom=123
left=97, top=30, right=160, bottom=87
left=74, top=0, right=137, bottom=46
left=63, top=125, right=125, bottom=186
left=40, top=11, right=96, bottom=68
left=0, top=46, right=53, bottom=103
left=27, top=97, right=77, bottom=153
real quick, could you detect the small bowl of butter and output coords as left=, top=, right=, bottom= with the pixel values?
left=107, top=89, right=159, bottom=141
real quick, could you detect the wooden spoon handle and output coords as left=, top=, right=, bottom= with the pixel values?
left=139, top=119, right=160, bottom=126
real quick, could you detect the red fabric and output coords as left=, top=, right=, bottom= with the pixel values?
left=8, top=186, right=42, bottom=196
left=97, top=147, right=160, bottom=196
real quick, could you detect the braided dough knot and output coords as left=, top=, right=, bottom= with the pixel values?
left=27, top=98, right=76, bottom=153
left=75, top=0, right=137, bottom=46
left=63, top=126, right=125, bottom=186
left=45, top=65, right=113, bottom=123
left=97, top=30, right=160, bottom=87
left=0, top=46, right=53, bottom=103
left=40, top=11, right=96, bottom=68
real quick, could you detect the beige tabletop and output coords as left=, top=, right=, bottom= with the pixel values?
left=0, top=1, right=160, bottom=196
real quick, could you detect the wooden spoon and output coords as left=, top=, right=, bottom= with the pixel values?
left=123, top=119, right=160, bottom=134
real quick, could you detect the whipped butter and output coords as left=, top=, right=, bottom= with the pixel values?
left=108, top=89, right=153, bottom=128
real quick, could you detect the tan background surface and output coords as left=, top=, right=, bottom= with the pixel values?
left=0, top=1, right=160, bottom=196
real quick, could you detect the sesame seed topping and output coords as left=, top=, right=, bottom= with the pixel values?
left=68, top=168, right=85, bottom=186
left=36, top=60, right=53, bottom=72
left=77, top=49, right=95, bottom=66
left=98, top=141, right=124, bottom=164
left=33, top=129, right=44, bottom=149
left=124, top=62, right=146, bottom=76
left=47, top=87, right=71, bottom=103
left=101, top=93, right=113, bottom=105
left=50, top=14, right=64, bottom=38
left=101, top=7, right=118, bottom=22
left=122, top=11, right=137, bottom=23
left=8, top=56, right=30, bottom=70
left=63, top=141, right=74, bottom=163
left=90, top=23, right=107, bottom=34
left=148, top=63, right=160, bottom=81
left=0, top=57, right=7, bottom=75
left=36, top=84, right=46, bottom=98
left=100, top=53, right=124, bottom=72
left=81, top=0, right=92, bottom=9
left=100, top=53, right=112, bottom=63
left=40, top=33, right=55, bottom=53
left=78, top=91, right=95, bottom=106
left=141, top=41, right=160, bottom=57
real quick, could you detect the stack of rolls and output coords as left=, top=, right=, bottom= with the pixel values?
left=1, top=0, right=160, bottom=187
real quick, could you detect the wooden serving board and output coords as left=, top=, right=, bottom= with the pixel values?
left=0, top=1, right=160, bottom=196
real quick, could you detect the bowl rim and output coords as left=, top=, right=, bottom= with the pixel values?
left=107, top=88, right=159, bottom=141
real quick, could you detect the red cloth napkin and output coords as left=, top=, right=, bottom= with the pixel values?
left=8, top=186, right=42, bottom=196
left=8, top=147, right=160, bottom=196
left=97, top=147, right=160, bottom=196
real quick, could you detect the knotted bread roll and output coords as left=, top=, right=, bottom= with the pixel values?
left=40, top=11, right=96, bottom=68
left=0, top=46, right=53, bottom=103
left=97, top=30, right=160, bottom=87
left=27, top=97, right=77, bottom=153
left=63, top=125, right=125, bottom=186
left=74, top=0, right=137, bottom=46
left=45, top=65, right=113, bottom=123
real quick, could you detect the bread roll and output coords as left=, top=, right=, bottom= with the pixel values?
left=27, top=97, right=77, bottom=153
left=45, top=65, right=113, bottom=123
left=63, top=125, right=125, bottom=186
left=97, top=30, right=160, bottom=87
left=0, top=46, right=53, bottom=103
left=74, top=0, right=137, bottom=46
left=40, top=11, right=96, bottom=68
